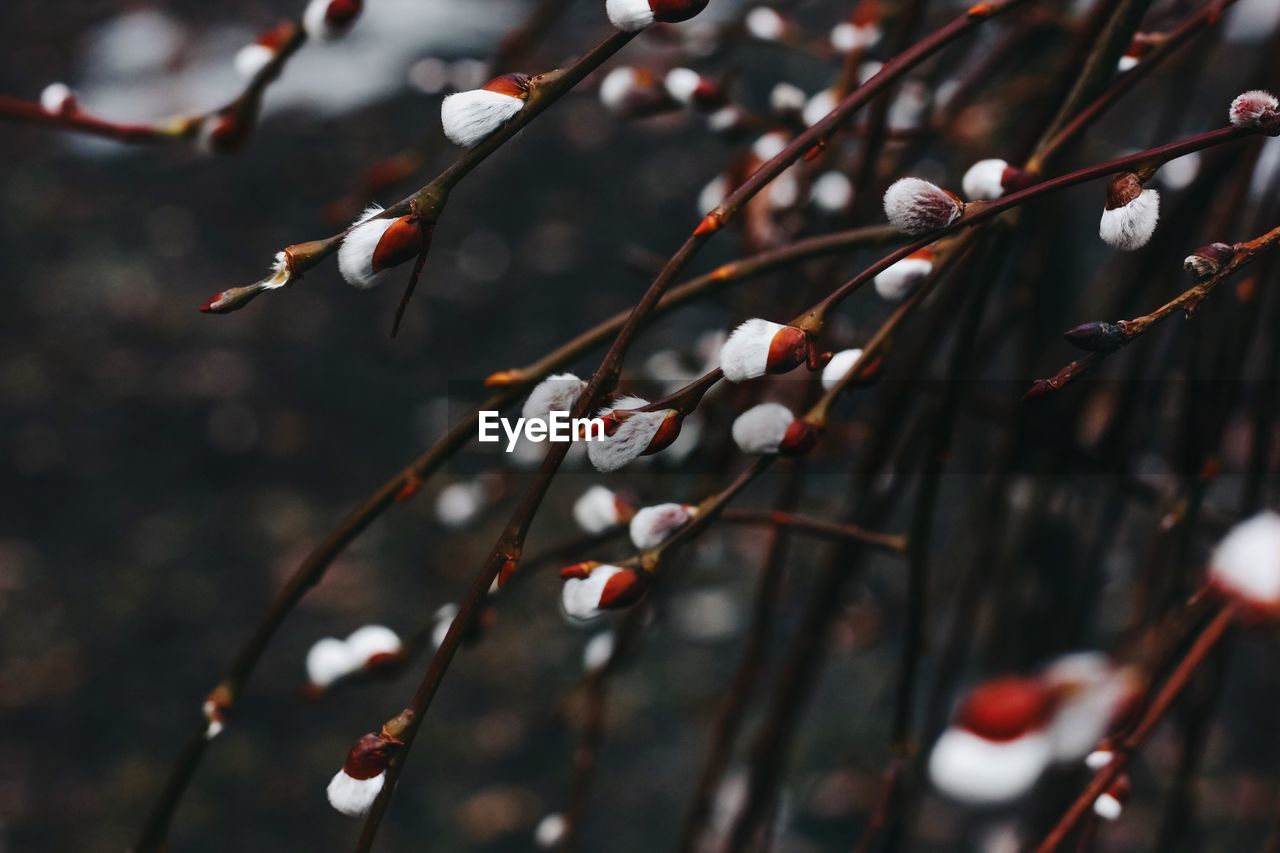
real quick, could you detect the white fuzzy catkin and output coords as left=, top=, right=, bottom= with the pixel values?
left=586, top=396, right=667, bottom=472
left=562, top=565, right=628, bottom=620
left=1042, top=653, right=1131, bottom=762
left=962, top=158, right=1010, bottom=201
left=821, top=349, right=864, bottom=390
left=326, top=770, right=385, bottom=817
left=573, top=486, right=624, bottom=533
left=874, top=254, right=933, bottom=301
left=303, top=0, right=354, bottom=41
left=745, top=7, right=786, bottom=40
left=441, top=88, right=525, bottom=147
left=1229, top=89, right=1278, bottom=127
left=769, top=82, right=807, bottom=113
left=811, top=171, right=853, bottom=212
left=599, top=67, right=642, bottom=112
left=630, top=503, right=694, bottom=550
left=40, top=82, right=74, bottom=114
left=802, top=89, right=838, bottom=127
left=831, top=21, right=880, bottom=52
left=606, top=0, right=656, bottom=31
left=732, top=403, right=795, bottom=454
left=338, top=205, right=397, bottom=289
left=344, top=624, right=402, bottom=665
left=582, top=631, right=615, bottom=672
left=719, top=318, right=787, bottom=382
left=1094, top=792, right=1124, bottom=821
left=928, top=728, right=1053, bottom=805
left=1208, top=511, right=1280, bottom=610
left=435, top=480, right=487, bottom=528
left=883, top=178, right=963, bottom=234
left=664, top=68, right=702, bottom=105
left=1099, top=190, right=1160, bottom=250
left=522, top=373, right=586, bottom=421
left=306, top=637, right=354, bottom=688
left=234, top=43, right=275, bottom=79
left=535, top=813, right=569, bottom=849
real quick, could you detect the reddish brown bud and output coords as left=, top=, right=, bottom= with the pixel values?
left=482, top=73, right=532, bottom=100
left=642, top=412, right=683, bottom=456
left=650, top=0, right=709, bottom=24
left=560, top=561, right=600, bottom=580
left=326, top=0, right=363, bottom=28
left=778, top=419, right=820, bottom=456
left=766, top=326, right=812, bottom=375
left=598, top=568, right=645, bottom=609
left=1063, top=321, right=1128, bottom=353
left=1183, top=242, right=1235, bottom=278
left=371, top=215, right=424, bottom=273
left=343, top=732, right=399, bottom=780
left=1105, top=173, right=1144, bottom=210
left=956, top=677, right=1056, bottom=741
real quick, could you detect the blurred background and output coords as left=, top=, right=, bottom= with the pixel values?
left=3, top=0, right=1280, bottom=850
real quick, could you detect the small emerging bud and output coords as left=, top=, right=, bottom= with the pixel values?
left=40, top=82, right=75, bottom=115
left=1042, top=652, right=1141, bottom=762
left=587, top=396, right=678, bottom=472
left=961, top=158, right=1030, bottom=201
left=337, top=205, right=424, bottom=289
left=1116, top=35, right=1151, bottom=72
left=1207, top=511, right=1280, bottom=617
left=327, top=731, right=399, bottom=817
left=929, top=677, right=1057, bottom=805
left=664, top=67, right=726, bottom=111
left=1229, top=89, right=1279, bottom=131
left=718, top=319, right=811, bottom=382
left=606, top=0, right=708, bottom=32
left=441, top=73, right=531, bottom=147
left=874, top=246, right=934, bottom=301
left=744, top=7, right=788, bottom=41
left=1099, top=173, right=1159, bottom=251
left=883, top=178, right=964, bottom=235
left=561, top=564, right=645, bottom=620
left=820, top=347, right=883, bottom=390
left=573, top=485, right=635, bottom=534
left=305, top=625, right=404, bottom=692
left=303, top=0, right=363, bottom=41
left=235, top=22, right=295, bottom=78
left=1093, top=775, right=1131, bottom=821
left=1062, top=321, right=1127, bottom=353
left=200, top=251, right=294, bottom=314
left=630, top=502, right=696, bottom=550
left=599, top=67, right=665, bottom=117
left=198, top=112, right=251, bottom=155
left=1183, top=242, right=1235, bottom=278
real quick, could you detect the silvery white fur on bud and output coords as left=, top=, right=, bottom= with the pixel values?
left=599, top=67, right=648, bottom=114
left=561, top=564, right=642, bottom=620
left=338, top=206, right=404, bottom=289
left=1041, top=652, right=1137, bottom=762
left=522, top=373, right=586, bottom=421
left=811, top=171, right=853, bottom=212
left=303, top=0, right=362, bottom=41
left=1094, top=791, right=1124, bottom=820
left=769, top=82, right=806, bottom=114
left=442, top=73, right=530, bottom=147
left=732, top=402, right=795, bottom=454
left=664, top=67, right=702, bottom=106
left=1229, top=89, right=1278, bottom=128
left=234, top=43, right=276, bottom=78
left=630, top=502, right=695, bottom=550
left=306, top=637, right=355, bottom=689
left=821, top=349, right=864, bottom=390
left=928, top=678, right=1056, bottom=805
left=883, top=178, right=964, bottom=235
left=1099, top=173, right=1159, bottom=251
left=745, top=6, right=787, bottom=41
left=582, top=631, right=615, bottom=672
left=327, top=733, right=396, bottom=817
left=586, top=396, right=670, bottom=472
left=962, top=158, right=1011, bottom=201
left=40, top=82, right=75, bottom=114
left=831, top=20, right=880, bottom=52
left=431, top=603, right=459, bottom=650
left=1208, top=511, right=1280, bottom=614
left=718, top=318, right=809, bottom=382
left=874, top=248, right=933, bottom=301
left=573, top=485, right=629, bottom=533
left=535, top=813, right=569, bottom=849
left=606, top=0, right=708, bottom=32
left=802, top=88, right=838, bottom=127
left=345, top=624, right=402, bottom=665
left=305, top=625, right=402, bottom=690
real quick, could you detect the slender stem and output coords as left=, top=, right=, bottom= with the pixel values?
left=718, top=510, right=908, bottom=553
left=1033, top=602, right=1238, bottom=853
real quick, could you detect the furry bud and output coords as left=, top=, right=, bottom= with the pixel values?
left=961, top=158, right=1030, bottom=201
left=821, top=347, right=884, bottom=390
left=40, top=82, right=75, bottom=115
left=304, top=0, right=362, bottom=41
left=1183, top=242, right=1235, bottom=278
left=327, top=731, right=398, bottom=816
left=235, top=21, right=295, bottom=78
left=811, top=171, right=853, bottom=212
left=599, top=67, right=665, bottom=116
left=664, top=68, right=726, bottom=110
left=1207, top=511, right=1280, bottom=617
left=731, top=403, right=795, bottom=454
left=201, top=251, right=294, bottom=314
left=929, top=677, right=1057, bottom=805
left=630, top=502, right=696, bottom=550
left=1093, top=775, right=1131, bottom=821
left=587, top=396, right=676, bottom=472
left=522, top=373, right=586, bottom=421
left=573, top=486, right=635, bottom=534
left=561, top=564, right=645, bottom=620
left=1042, top=653, right=1140, bottom=762
left=802, top=89, right=838, bottom=127
left=830, top=0, right=881, bottom=52
left=1099, top=173, right=1159, bottom=251
left=442, top=73, right=531, bottom=147
left=769, top=82, right=806, bottom=114
left=883, top=178, right=964, bottom=234
left=535, top=813, right=569, bottom=849
left=1062, top=321, right=1128, bottom=353
left=874, top=247, right=934, bottom=301
left=745, top=7, right=788, bottom=41
left=719, top=319, right=811, bottom=382
left=606, top=0, right=708, bottom=32
left=338, top=206, right=423, bottom=289
left=1229, top=89, right=1279, bottom=131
